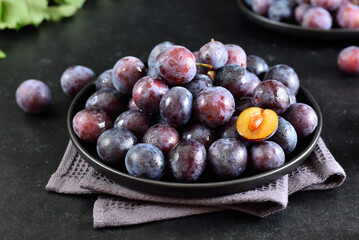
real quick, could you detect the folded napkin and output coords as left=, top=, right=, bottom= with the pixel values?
left=46, top=137, right=346, bottom=228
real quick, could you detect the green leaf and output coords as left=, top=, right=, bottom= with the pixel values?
left=53, top=0, right=85, bottom=8
left=47, top=3, right=82, bottom=21
left=0, top=2, right=3, bottom=18
left=0, top=0, right=86, bottom=30
left=24, top=0, right=49, bottom=27
left=0, top=50, right=6, bottom=59
left=0, top=0, right=30, bottom=30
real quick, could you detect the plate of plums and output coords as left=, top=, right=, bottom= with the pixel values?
left=67, top=40, right=322, bottom=198
left=237, top=0, right=359, bottom=39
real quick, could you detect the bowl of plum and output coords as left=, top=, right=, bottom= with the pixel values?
left=67, top=40, right=322, bottom=197
left=237, top=0, right=359, bottom=39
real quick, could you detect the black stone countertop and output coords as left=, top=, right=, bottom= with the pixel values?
left=0, top=0, right=358, bottom=239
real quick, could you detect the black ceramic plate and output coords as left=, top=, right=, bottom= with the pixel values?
left=237, top=0, right=359, bottom=39
left=67, top=82, right=322, bottom=198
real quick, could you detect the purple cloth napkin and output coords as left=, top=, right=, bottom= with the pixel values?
left=46, top=137, right=346, bottom=228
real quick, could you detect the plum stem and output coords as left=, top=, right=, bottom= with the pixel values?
left=196, top=63, right=213, bottom=70
left=207, top=71, right=215, bottom=80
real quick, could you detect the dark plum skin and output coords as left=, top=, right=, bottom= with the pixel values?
left=301, top=7, right=332, bottom=29
left=215, top=64, right=254, bottom=99
left=252, top=80, right=291, bottom=115
left=287, top=87, right=297, bottom=105
left=72, top=108, right=112, bottom=143
left=168, top=140, right=207, bottom=182
left=268, top=0, right=293, bottom=22
left=234, top=97, right=255, bottom=115
left=142, top=123, right=180, bottom=155
left=245, top=0, right=253, bottom=7
left=112, top=56, right=146, bottom=95
left=337, top=2, right=359, bottom=29
left=224, top=44, right=247, bottom=68
left=15, top=79, right=51, bottom=114
left=250, top=141, right=285, bottom=172
left=217, top=117, right=240, bottom=140
left=199, top=40, right=228, bottom=70
left=125, top=144, right=165, bottom=180
left=183, top=74, right=213, bottom=97
left=270, top=116, right=297, bottom=154
left=246, top=72, right=261, bottom=96
left=85, top=89, right=126, bottom=119
left=182, top=124, right=216, bottom=149
left=263, top=64, right=300, bottom=95
left=155, top=46, right=197, bottom=85
left=252, top=0, right=274, bottom=16
left=295, top=3, right=311, bottom=24
left=159, top=87, right=193, bottom=126
left=95, top=69, right=115, bottom=90
left=194, top=87, right=235, bottom=128
left=337, top=46, right=359, bottom=75
left=128, top=97, right=140, bottom=110
left=114, top=110, right=153, bottom=139
left=132, top=76, right=169, bottom=113
left=246, top=55, right=269, bottom=78
left=208, top=138, right=248, bottom=179
left=97, top=128, right=137, bottom=169
left=147, top=65, right=157, bottom=78
left=311, top=0, right=342, bottom=11
left=60, top=65, right=95, bottom=97
left=283, top=103, right=318, bottom=138
left=148, top=41, right=174, bottom=68
left=193, top=51, right=199, bottom=62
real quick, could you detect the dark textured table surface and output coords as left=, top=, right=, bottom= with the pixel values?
left=0, top=0, right=358, bottom=239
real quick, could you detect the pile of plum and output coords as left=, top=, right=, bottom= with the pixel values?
left=69, top=40, right=318, bottom=183
left=14, top=39, right=318, bottom=182
left=245, top=0, right=359, bottom=29
left=14, top=44, right=358, bottom=117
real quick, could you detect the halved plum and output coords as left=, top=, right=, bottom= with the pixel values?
left=236, top=107, right=278, bottom=143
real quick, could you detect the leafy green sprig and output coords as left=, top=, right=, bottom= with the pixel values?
left=0, top=0, right=86, bottom=59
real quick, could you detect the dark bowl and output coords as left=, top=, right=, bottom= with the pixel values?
left=237, top=0, right=359, bottom=39
left=67, top=82, right=322, bottom=198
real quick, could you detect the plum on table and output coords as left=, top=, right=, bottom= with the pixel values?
left=16, top=79, right=51, bottom=114
left=337, top=46, right=359, bottom=75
